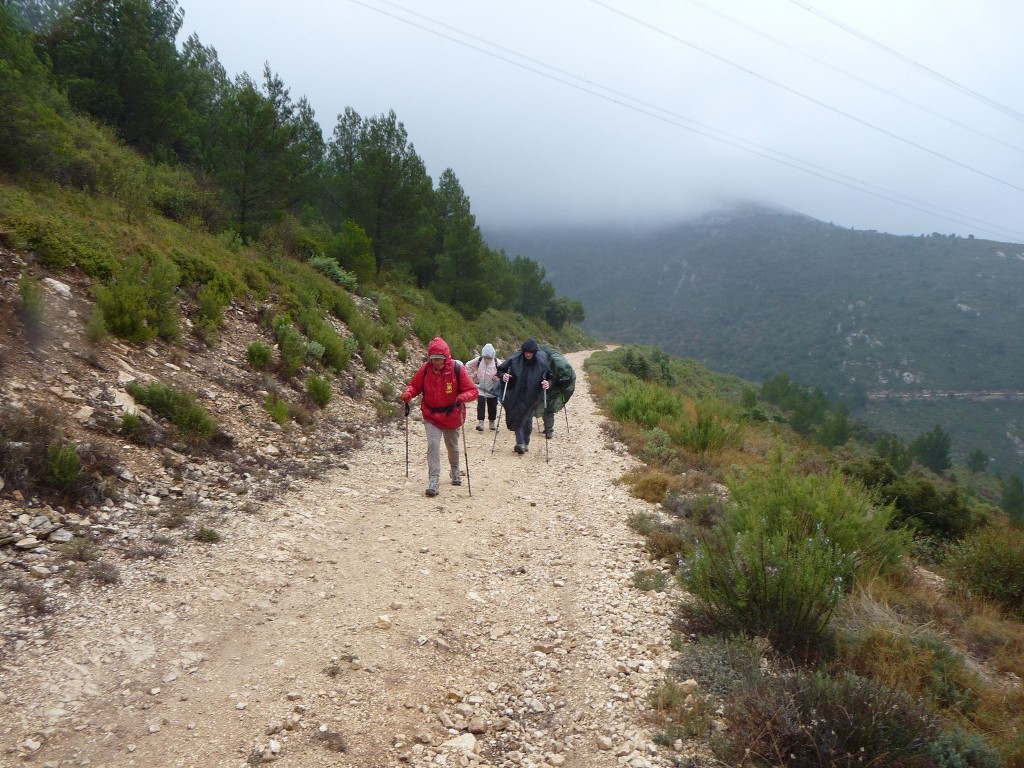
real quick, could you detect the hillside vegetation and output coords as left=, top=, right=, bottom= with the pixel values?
left=487, top=208, right=1024, bottom=475
left=588, top=344, right=1024, bottom=767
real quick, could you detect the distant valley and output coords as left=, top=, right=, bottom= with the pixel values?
left=487, top=206, right=1024, bottom=475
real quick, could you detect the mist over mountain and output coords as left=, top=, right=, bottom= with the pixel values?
left=486, top=206, right=1024, bottom=474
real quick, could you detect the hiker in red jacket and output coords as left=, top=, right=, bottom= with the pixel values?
left=401, top=337, right=478, bottom=496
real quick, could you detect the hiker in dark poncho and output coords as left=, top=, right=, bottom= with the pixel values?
left=496, top=338, right=551, bottom=455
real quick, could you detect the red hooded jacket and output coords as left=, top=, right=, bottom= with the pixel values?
left=402, top=337, right=478, bottom=429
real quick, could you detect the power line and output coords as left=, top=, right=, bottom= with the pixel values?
left=342, top=0, right=1024, bottom=241
left=681, top=0, right=1024, bottom=156
left=585, top=0, right=1024, bottom=195
left=785, top=0, right=1024, bottom=124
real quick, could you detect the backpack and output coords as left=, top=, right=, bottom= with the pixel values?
left=538, top=343, right=575, bottom=413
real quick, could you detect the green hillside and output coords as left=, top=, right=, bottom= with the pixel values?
left=487, top=207, right=1024, bottom=474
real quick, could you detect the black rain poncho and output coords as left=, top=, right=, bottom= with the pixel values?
left=496, top=345, right=551, bottom=431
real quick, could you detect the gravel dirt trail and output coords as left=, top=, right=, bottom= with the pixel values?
left=2, top=351, right=693, bottom=768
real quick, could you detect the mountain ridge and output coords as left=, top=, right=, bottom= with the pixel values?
left=486, top=205, right=1024, bottom=474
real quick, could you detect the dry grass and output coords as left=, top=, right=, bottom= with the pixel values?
left=622, top=466, right=681, bottom=503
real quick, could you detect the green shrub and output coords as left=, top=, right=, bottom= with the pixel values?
left=94, top=252, right=180, bottom=344
left=309, top=326, right=353, bottom=372
left=195, top=276, right=233, bottom=336
left=309, top=255, right=357, bottom=289
left=608, top=381, right=681, bottom=429
left=125, top=381, right=216, bottom=444
left=667, top=398, right=742, bottom=455
left=194, top=527, right=221, bottom=544
left=306, top=374, right=332, bottom=408
left=927, top=727, right=1003, bottom=768
left=247, top=341, right=273, bottom=370
left=684, top=453, right=910, bottom=657
left=849, top=458, right=976, bottom=542
left=639, top=427, right=677, bottom=466
left=945, top=523, right=1024, bottom=617
left=377, top=295, right=398, bottom=325
left=304, top=340, right=325, bottom=364
left=265, top=393, right=290, bottom=424
left=348, top=310, right=381, bottom=352
left=362, top=346, right=382, bottom=373
left=120, top=412, right=143, bottom=439
left=45, top=441, right=81, bottom=487
left=273, top=320, right=306, bottom=378
left=89, top=561, right=120, bottom=584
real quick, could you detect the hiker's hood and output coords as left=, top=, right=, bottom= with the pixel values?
left=427, top=337, right=452, bottom=362
left=521, top=338, right=539, bottom=354
left=481, top=343, right=496, bottom=358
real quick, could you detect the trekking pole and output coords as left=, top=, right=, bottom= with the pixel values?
left=492, top=378, right=509, bottom=453
left=564, top=404, right=570, bottom=436
left=404, top=401, right=410, bottom=477
left=543, top=388, right=549, bottom=464
left=460, top=418, right=472, bottom=497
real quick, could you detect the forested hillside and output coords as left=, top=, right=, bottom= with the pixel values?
left=488, top=207, right=1024, bottom=474
left=0, top=0, right=583, bottom=334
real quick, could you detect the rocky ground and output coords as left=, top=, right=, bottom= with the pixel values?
left=0, top=257, right=716, bottom=768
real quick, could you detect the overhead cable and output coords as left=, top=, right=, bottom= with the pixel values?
left=681, top=0, right=1023, bottom=156
left=586, top=0, right=1024, bottom=195
left=785, top=0, right=1024, bottom=124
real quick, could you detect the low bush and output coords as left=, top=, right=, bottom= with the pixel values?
left=94, top=251, right=181, bottom=344
left=362, top=346, right=382, bottom=373
left=945, top=522, right=1024, bottom=617
left=716, top=669, right=940, bottom=767
left=627, top=512, right=691, bottom=565
left=608, top=381, right=681, bottom=429
left=246, top=341, right=273, bottom=370
left=839, top=628, right=981, bottom=716
left=309, top=255, right=357, bottom=289
left=306, top=374, right=332, bottom=408
left=683, top=453, right=910, bottom=658
left=623, top=467, right=678, bottom=503
left=194, top=277, right=232, bottom=337
left=45, top=440, right=81, bottom=488
left=273, top=319, right=305, bottom=378
left=265, top=393, right=290, bottom=424
left=668, top=398, right=743, bottom=455
left=125, top=381, right=217, bottom=444
left=661, top=492, right=726, bottom=528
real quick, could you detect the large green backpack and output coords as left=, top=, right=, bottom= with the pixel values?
left=538, top=343, right=575, bottom=414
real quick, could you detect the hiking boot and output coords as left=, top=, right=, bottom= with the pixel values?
left=450, top=467, right=462, bottom=486
left=514, top=443, right=526, bottom=454
left=425, top=476, right=439, bottom=497
left=543, top=429, right=553, bottom=439
left=475, top=421, right=484, bottom=432
left=488, top=421, right=496, bottom=430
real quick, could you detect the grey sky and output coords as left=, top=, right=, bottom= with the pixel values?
left=179, top=0, right=1024, bottom=243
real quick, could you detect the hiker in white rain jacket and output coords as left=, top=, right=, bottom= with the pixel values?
left=465, top=343, right=501, bottom=432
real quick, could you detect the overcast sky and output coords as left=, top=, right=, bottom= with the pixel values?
left=178, top=0, right=1024, bottom=243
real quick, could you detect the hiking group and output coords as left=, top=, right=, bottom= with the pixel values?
left=401, top=336, right=576, bottom=497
